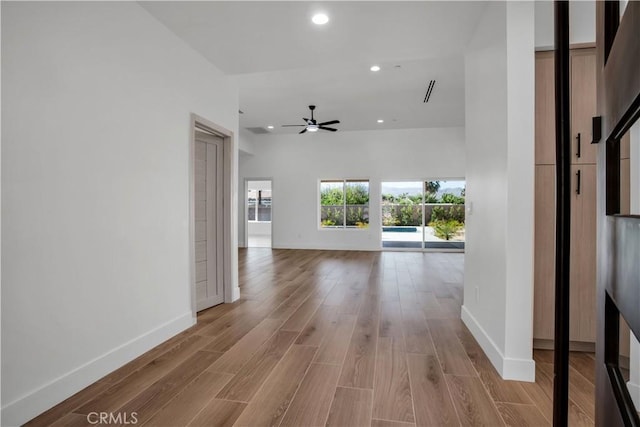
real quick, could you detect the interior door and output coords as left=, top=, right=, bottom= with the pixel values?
left=195, top=131, right=224, bottom=311
left=595, top=2, right=640, bottom=426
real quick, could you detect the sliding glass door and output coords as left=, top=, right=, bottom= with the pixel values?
left=381, top=180, right=465, bottom=250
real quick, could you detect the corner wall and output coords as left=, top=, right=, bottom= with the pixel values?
left=239, top=127, right=465, bottom=251
left=462, top=1, right=535, bottom=381
left=1, top=3, right=238, bottom=425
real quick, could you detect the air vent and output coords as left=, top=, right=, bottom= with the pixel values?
left=423, top=80, right=436, bottom=103
left=246, top=127, right=270, bottom=134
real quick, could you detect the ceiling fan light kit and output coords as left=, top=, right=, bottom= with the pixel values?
left=281, top=105, right=340, bottom=134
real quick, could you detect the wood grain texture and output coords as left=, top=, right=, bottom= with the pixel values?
left=26, top=250, right=596, bottom=427
left=314, top=313, right=357, bottom=365
left=279, top=363, right=341, bottom=427
left=214, top=330, right=298, bottom=402
left=233, top=345, right=317, bottom=426
left=535, top=50, right=556, bottom=165
left=141, top=371, right=233, bottom=426
left=427, top=319, right=476, bottom=376
left=114, top=351, right=222, bottom=425
left=496, top=402, right=551, bottom=427
left=206, top=317, right=282, bottom=374
left=187, top=399, right=246, bottom=427
left=339, top=293, right=380, bottom=388
left=372, top=337, right=415, bottom=423
left=326, top=387, right=373, bottom=427
left=445, top=375, right=505, bottom=426
left=406, top=353, right=459, bottom=426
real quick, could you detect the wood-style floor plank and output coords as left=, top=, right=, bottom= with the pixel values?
left=74, top=334, right=212, bottom=415
left=325, top=387, right=373, bottom=427
left=113, top=351, right=222, bottom=425
left=186, top=399, right=246, bottom=427
left=371, top=419, right=416, bottom=427
left=25, top=250, right=596, bottom=427
left=214, top=330, right=298, bottom=402
left=279, top=363, right=341, bottom=427
left=314, top=313, right=358, bottom=365
left=495, top=402, right=551, bottom=427
left=233, top=345, right=317, bottom=426
left=427, top=319, right=477, bottom=377
left=141, top=371, right=233, bottom=426
left=206, top=317, right=282, bottom=374
left=338, top=293, right=380, bottom=389
left=445, top=374, right=505, bottom=426
left=406, top=353, right=459, bottom=426
left=372, top=337, right=415, bottom=423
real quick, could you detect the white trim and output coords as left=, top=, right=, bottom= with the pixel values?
left=461, top=305, right=535, bottom=382
left=1, top=312, right=194, bottom=427
left=273, top=242, right=380, bottom=251
left=628, top=380, right=640, bottom=410
left=189, top=114, right=238, bottom=313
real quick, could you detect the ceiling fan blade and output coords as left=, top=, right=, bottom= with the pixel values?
left=282, top=124, right=306, bottom=127
left=318, top=120, right=340, bottom=126
left=319, top=126, right=338, bottom=132
left=303, top=118, right=310, bottom=122
left=299, top=128, right=308, bottom=134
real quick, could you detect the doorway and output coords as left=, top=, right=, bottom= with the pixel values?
left=381, top=179, right=466, bottom=250
left=190, top=114, right=234, bottom=314
left=246, top=179, right=272, bottom=248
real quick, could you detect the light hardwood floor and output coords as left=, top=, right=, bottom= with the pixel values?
left=26, top=249, right=595, bottom=426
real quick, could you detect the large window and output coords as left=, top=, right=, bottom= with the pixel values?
left=320, top=180, right=369, bottom=228
left=380, top=179, right=465, bottom=249
left=247, top=188, right=271, bottom=222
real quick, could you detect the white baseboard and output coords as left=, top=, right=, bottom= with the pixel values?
left=461, top=305, right=535, bottom=382
left=2, top=312, right=194, bottom=427
left=628, top=380, right=640, bottom=410
left=272, top=242, right=380, bottom=251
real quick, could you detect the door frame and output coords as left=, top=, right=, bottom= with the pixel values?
left=244, top=177, right=273, bottom=248
left=379, top=177, right=466, bottom=253
left=189, top=113, right=234, bottom=318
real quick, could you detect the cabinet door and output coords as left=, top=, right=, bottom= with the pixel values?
left=569, top=164, right=597, bottom=342
left=533, top=165, right=556, bottom=340
left=535, top=51, right=556, bottom=165
left=570, top=49, right=597, bottom=164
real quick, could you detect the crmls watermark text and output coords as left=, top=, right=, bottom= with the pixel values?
left=87, top=412, right=138, bottom=424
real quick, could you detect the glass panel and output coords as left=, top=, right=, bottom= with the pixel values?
left=381, top=181, right=423, bottom=248
left=258, top=189, right=272, bottom=221
left=345, top=181, right=369, bottom=228
left=247, top=189, right=257, bottom=221
left=320, top=181, right=344, bottom=227
left=424, top=180, right=466, bottom=249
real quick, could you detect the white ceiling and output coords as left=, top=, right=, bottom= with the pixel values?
left=141, top=1, right=488, bottom=134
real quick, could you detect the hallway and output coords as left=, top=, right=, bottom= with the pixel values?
left=27, top=250, right=593, bottom=426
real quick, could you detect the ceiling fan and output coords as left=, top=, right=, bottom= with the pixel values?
left=282, top=105, right=340, bottom=134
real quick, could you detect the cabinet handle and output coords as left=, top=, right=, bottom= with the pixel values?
left=576, top=169, right=581, bottom=195
left=576, top=133, right=581, bottom=158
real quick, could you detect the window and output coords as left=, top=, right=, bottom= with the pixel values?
left=320, top=180, right=369, bottom=228
left=247, top=188, right=271, bottom=222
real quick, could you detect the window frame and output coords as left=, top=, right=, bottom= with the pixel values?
left=319, top=179, right=370, bottom=230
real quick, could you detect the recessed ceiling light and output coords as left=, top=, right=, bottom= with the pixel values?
left=267, top=125, right=274, bottom=129
left=370, top=65, right=381, bottom=72
left=377, top=119, right=384, bottom=123
left=312, top=13, right=329, bottom=25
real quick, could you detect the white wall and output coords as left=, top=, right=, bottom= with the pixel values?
left=462, top=1, right=535, bottom=382
left=1, top=3, right=238, bottom=425
left=535, top=0, right=595, bottom=49
left=629, top=121, right=640, bottom=408
left=239, top=127, right=465, bottom=251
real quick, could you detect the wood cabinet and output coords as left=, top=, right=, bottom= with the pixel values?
left=533, top=48, right=598, bottom=348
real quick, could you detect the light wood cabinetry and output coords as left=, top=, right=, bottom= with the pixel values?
left=533, top=48, right=597, bottom=348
